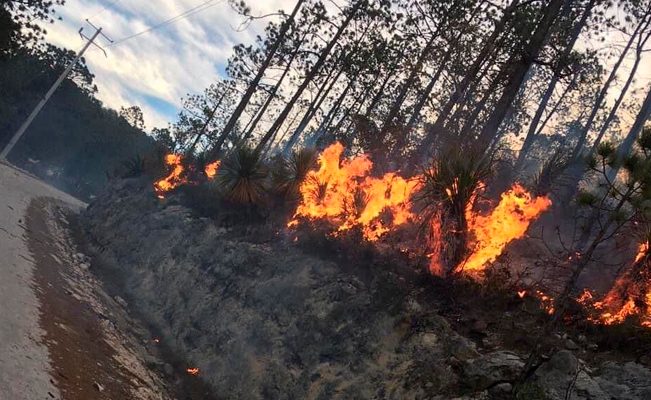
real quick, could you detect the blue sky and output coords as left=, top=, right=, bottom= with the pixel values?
left=42, top=0, right=293, bottom=130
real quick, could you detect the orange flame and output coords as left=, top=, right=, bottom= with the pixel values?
left=586, top=240, right=651, bottom=327
left=154, top=154, right=187, bottom=198
left=635, top=241, right=649, bottom=263
left=459, top=184, right=552, bottom=272
left=205, top=160, right=221, bottom=179
left=186, top=367, right=200, bottom=376
left=289, top=142, right=421, bottom=241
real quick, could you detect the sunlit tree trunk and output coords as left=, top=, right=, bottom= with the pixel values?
left=476, top=0, right=566, bottom=149
left=254, top=1, right=365, bottom=153
left=515, top=0, right=594, bottom=169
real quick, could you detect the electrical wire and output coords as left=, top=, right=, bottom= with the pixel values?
left=108, top=0, right=223, bottom=47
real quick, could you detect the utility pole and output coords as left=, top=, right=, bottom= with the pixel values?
left=0, top=23, right=109, bottom=160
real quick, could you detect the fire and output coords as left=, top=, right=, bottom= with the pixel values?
left=635, top=241, right=649, bottom=263
left=186, top=367, right=200, bottom=376
left=154, top=154, right=187, bottom=198
left=517, top=290, right=527, bottom=298
left=459, top=184, right=552, bottom=272
left=289, top=142, right=421, bottom=241
left=205, top=160, right=220, bottom=179
left=583, top=240, right=651, bottom=327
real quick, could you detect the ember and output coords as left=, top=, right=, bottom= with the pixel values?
left=186, top=367, right=200, bottom=376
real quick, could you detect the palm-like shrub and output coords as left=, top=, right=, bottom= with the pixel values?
left=216, top=145, right=268, bottom=205
left=532, top=149, right=570, bottom=196
left=271, top=147, right=317, bottom=200
left=417, top=148, right=494, bottom=276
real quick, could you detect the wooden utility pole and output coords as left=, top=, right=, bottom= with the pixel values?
left=0, top=24, right=108, bottom=160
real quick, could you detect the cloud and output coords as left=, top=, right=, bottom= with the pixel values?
left=41, top=0, right=294, bottom=129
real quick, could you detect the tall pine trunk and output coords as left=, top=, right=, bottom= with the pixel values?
left=254, top=1, right=365, bottom=153
left=515, top=0, right=594, bottom=169
left=212, top=0, right=305, bottom=154
left=476, top=0, right=566, bottom=149
left=570, top=13, right=647, bottom=158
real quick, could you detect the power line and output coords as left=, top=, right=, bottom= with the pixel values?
left=108, top=0, right=223, bottom=48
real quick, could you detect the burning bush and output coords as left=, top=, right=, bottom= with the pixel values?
left=418, top=148, right=493, bottom=276
left=288, top=142, right=421, bottom=241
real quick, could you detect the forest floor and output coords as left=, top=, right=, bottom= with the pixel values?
left=0, top=162, right=171, bottom=399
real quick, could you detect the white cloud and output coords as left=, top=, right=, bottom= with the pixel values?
left=40, top=0, right=294, bottom=129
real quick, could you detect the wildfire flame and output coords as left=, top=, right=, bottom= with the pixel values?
left=205, top=160, right=221, bottom=179
left=186, top=367, right=200, bottom=376
left=459, top=184, right=552, bottom=272
left=289, top=142, right=421, bottom=241
left=635, top=240, right=649, bottom=264
left=154, top=154, right=187, bottom=199
left=581, top=241, right=651, bottom=327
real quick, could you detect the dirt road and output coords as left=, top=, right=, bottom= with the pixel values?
left=0, top=162, right=171, bottom=399
left=0, top=162, right=84, bottom=399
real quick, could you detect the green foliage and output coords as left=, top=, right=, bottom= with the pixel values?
left=0, top=46, right=155, bottom=200
left=216, top=146, right=268, bottom=204
left=271, top=147, right=317, bottom=199
left=576, top=190, right=598, bottom=206
left=532, top=150, right=570, bottom=195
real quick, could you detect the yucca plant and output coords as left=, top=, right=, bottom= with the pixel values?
left=118, top=154, right=146, bottom=178
left=271, top=147, right=317, bottom=200
left=531, top=149, right=570, bottom=196
left=417, top=148, right=494, bottom=276
left=216, top=145, right=268, bottom=205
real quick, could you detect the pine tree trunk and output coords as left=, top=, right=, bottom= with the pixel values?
left=254, top=1, right=364, bottom=153
left=241, top=31, right=306, bottom=144
left=476, top=0, right=565, bottom=149
left=427, top=0, right=521, bottom=134
left=212, top=0, right=305, bottom=154
left=591, top=27, right=651, bottom=150
left=570, top=14, right=647, bottom=159
left=515, top=0, right=594, bottom=169
left=606, top=85, right=651, bottom=182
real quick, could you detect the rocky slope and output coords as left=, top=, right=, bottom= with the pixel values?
left=81, top=178, right=651, bottom=399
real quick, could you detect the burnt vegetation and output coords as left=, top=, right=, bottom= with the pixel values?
left=4, top=0, right=651, bottom=397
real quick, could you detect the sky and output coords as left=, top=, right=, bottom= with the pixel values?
left=40, top=0, right=651, bottom=137
left=42, top=0, right=294, bottom=130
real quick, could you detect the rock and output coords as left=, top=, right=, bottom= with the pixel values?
left=446, top=335, right=481, bottom=361
left=488, top=382, right=512, bottom=399
left=594, top=362, right=651, bottom=400
left=565, top=339, right=579, bottom=350
left=420, top=332, right=439, bottom=347
left=533, top=350, right=609, bottom=400
left=461, top=351, right=524, bottom=390
left=114, top=296, right=128, bottom=308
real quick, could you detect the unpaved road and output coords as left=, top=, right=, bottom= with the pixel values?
left=0, top=162, right=84, bottom=399
left=0, top=162, right=171, bottom=399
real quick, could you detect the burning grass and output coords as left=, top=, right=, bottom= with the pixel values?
left=146, top=141, right=651, bottom=332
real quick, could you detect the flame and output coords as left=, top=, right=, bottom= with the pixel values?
left=154, top=154, right=187, bottom=198
left=186, top=367, right=200, bottom=376
left=586, top=240, right=651, bottom=327
left=205, top=160, right=220, bottom=179
left=459, top=184, right=552, bottom=272
left=289, top=142, right=421, bottom=241
left=517, top=290, right=527, bottom=298
left=635, top=241, right=649, bottom=263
